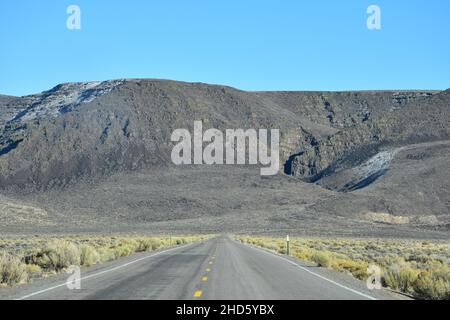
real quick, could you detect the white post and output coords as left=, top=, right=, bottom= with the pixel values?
left=286, top=235, right=290, bottom=256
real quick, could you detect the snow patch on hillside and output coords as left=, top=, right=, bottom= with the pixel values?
left=337, top=149, right=397, bottom=192
left=352, top=150, right=396, bottom=178
left=13, top=80, right=125, bottom=123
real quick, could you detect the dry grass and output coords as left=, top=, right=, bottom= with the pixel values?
left=235, top=235, right=450, bottom=300
left=0, top=254, right=28, bottom=286
left=0, top=234, right=209, bottom=287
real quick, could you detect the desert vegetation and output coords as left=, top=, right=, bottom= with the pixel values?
left=0, top=234, right=208, bottom=287
left=235, top=235, right=450, bottom=300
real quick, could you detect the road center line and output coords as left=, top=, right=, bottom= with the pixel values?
left=238, top=241, right=377, bottom=300
left=194, top=290, right=203, bottom=298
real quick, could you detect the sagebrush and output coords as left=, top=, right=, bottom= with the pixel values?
left=0, top=234, right=208, bottom=287
left=236, top=235, right=450, bottom=300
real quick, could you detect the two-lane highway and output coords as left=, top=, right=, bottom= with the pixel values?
left=0, top=236, right=397, bottom=300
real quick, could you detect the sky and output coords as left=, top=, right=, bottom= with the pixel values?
left=1, top=0, right=449, bottom=96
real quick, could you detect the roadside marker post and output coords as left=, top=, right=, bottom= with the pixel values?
left=286, top=235, right=290, bottom=256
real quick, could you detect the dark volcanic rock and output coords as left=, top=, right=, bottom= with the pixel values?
left=0, top=80, right=448, bottom=191
left=0, top=80, right=449, bottom=237
left=289, top=91, right=450, bottom=182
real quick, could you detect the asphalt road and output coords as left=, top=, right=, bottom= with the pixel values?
left=1, top=236, right=398, bottom=300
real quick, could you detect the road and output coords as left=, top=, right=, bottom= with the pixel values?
left=1, top=236, right=397, bottom=300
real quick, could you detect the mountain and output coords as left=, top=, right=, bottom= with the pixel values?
left=0, top=94, right=16, bottom=105
left=0, top=79, right=448, bottom=237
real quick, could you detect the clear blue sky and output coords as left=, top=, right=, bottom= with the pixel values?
left=1, top=0, right=449, bottom=96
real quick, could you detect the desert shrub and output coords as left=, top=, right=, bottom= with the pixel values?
left=134, top=238, right=162, bottom=252
left=112, top=245, right=134, bottom=258
left=25, top=241, right=81, bottom=271
left=0, top=235, right=207, bottom=287
left=25, top=264, right=42, bottom=275
left=407, top=253, right=431, bottom=264
left=335, top=259, right=369, bottom=280
left=80, top=245, right=100, bottom=267
left=383, top=264, right=419, bottom=293
left=152, top=239, right=162, bottom=250
left=136, top=239, right=151, bottom=252
left=413, top=271, right=450, bottom=300
left=97, top=248, right=116, bottom=262
left=375, top=254, right=405, bottom=267
left=312, top=251, right=333, bottom=268
left=110, top=239, right=140, bottom=257
left=293, top=248, right=314, bottom=261
left=235, top=235, right=450, bottom=299
left=0, top=253, right=28, bottom=285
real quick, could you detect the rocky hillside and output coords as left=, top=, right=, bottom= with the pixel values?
left=288, top=90, right=450, bottom=183
left=0, top=79, right=447, bottom=191
left=0, top=79, right=448, bottom=237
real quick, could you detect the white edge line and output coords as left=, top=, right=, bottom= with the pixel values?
left=15, top=242, right=198, bottom=300
left=237, top=240, right=377, bottom=300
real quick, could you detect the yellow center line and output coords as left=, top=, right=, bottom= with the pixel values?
left=193, top=290, right=202, bottom=298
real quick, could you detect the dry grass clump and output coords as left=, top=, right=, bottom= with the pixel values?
left=413, top=270, right=450, bottom=300
left=0, top=253, right=28, bottom=286
left=311, top=251, right=333, bottom=268
left=79, top=245, right=101, bottom=267
left=236, top=235, right=450, bottom=300
left=0, top=234, right=209, bottom=287
left=25, top=241, right=81, bottom=271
